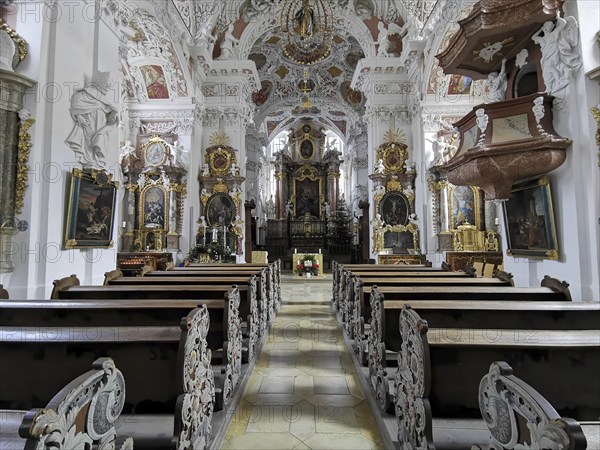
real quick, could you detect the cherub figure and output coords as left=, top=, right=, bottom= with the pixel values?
left=201, top=163, right=210, bottom=177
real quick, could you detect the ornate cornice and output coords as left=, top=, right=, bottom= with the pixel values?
left=129, top=109, right=195, bottom=135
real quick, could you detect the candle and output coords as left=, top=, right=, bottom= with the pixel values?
left=494, top=218, right=499, bottom=225
left=318, top=248, right=321, bottom=254
left=122, top=221, right=126, bottom=228
left=294, top=248, right=297, bottom=253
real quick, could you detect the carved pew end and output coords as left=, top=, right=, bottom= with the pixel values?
left=541, top=275, right=572, bottom=301
left=479, top=361, right=588, bottom=450
left=50, top=274, right=80, bottom=299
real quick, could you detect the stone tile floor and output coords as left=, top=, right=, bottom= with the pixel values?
left=221, top=274, right=384, bottom=449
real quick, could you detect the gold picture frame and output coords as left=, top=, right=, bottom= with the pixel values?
left=448, top=184, right=482, bottom=230
left=139, top=184, right=169, bottom=231
left=503, top=176, right=559, bottom=260
left=376, top=142, right=409, bottom=174
left=291, top=165, right=323, bottom=219
left=142, top=135, right=168, bottom=166
left=64, top=169, right=117, bottom=249
left=206, top=145, right=237, bottom=177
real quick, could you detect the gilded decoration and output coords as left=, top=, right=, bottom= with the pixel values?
left=213, top=180, right=229, bottom=194
left=205, top=145, right=237, bottom=177
left=592, top=106, right=600, bottom=167
left=376, top=142, right=409, bottom=174
left=208, top=130, right=231, bottom=147
left=427, top=176, right=449, bottom=193
left=15, top=114, right=35, bottom=214
left=0, top=18, right=28, bottom=64
left=64, top=169, right=118, bottom=249
left=384, top=129, right=406, bottom=146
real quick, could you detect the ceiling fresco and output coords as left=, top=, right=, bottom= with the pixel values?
left=248, top=27, right=366, bottom=140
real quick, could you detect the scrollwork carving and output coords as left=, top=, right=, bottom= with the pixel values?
left=177, top=306, right=215, bottom=450
left=222, top=287, right=242, bottom=406
left=478, top=361, right=587, bottom=449
left=367, top=286, right=391, bottom=412
left=395, top=306, right=432, bottom=449
left=22, top=358, right=128, bottom=450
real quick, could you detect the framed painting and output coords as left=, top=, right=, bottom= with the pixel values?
left=502, top=176, right=559, bottom=260
left=64, top=169, right=118, bottom=249
left=141, top=185, right=167, bottom=229
left=294, top=178, right=321, bottom=218
left=379, top=192, right=410, bottom=227
left=206, top=193, right=235, bottom=227
left=449, top=185, right=482, bottom=229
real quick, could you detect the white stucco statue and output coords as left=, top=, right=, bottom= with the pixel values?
left=119, top=140, right=136, bottom=164
left=375, top=158, right=385, bottom=174
left=487, top=58, right=508, bottom=103
left=429, top=136, right=447, bottom=167
left=65, top=71, right=118, bottom=169
left=0, top=30, right=16, bottom=71
left=202, top=163, right=210, bottom=177
left=230, top=162, right=239, bottom=176
left=531, top=13, right=582, bottom=97
left=216, top=23, right=239, bottom=60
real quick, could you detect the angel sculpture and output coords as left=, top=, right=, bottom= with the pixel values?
left=487, top=58, right=508, bottom=103
left=376, top=21, right=404, bottom=57
left=532, top=13, right=582, bottom=97
left=375, top=158, right=385, bottom=174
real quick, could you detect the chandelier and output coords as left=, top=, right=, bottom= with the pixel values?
left=280, top=0, right=334, bottom=65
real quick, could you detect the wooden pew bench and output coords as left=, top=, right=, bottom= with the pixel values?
left=354, top=279, right=570, bottom=354
left=144, top=269, right=273, bottom=331
left=332, top=263, right=441, bottom=310
left=56, top=282, right=258, bottom=363
left=0, top=303, right=217, bottom=449
left=393, top=306, right=600, bottom=449
left=157, top=262, right=281, bottom=320
left=363, top=283, right=574, bottom=406
left=343, top=273, right=514, bottom=347
left=51, top=286, right=243, bottom=412
left=333, top=265, right=450, bottom=325
left=109, top=274, right=265, bottom=351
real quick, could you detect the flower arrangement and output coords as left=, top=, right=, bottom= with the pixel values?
left=295, top=254, right=319, bottom=277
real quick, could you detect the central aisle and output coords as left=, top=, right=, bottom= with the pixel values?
left=221, top=274, right=383, bottom=449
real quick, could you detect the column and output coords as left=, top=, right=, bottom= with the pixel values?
left=351, top=58, right=419, bottom=262
left=0, top=70, right=35, bottom=272
left=244, top=199, right=255, bottom=262
left=327, top=171, right=339, bottom=212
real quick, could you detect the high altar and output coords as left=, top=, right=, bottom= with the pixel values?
left=266, top=122, right=344, bottom=257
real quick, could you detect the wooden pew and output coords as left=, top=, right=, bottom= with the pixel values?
left=0, top=303, right=217, bottom=449
left=162, top=259, right=282, bottom=317
left=0, top=357, right=131, bottom=450
left=147, top=267, right=277, bottom=327
left=343, top=272, right=513, bottom=345
left=56, top=282, right=258, bottom=364
left=109, top=274, right=264, bottom=356
left=364, top=281, right=575, bottom=411
left=333, top=264, right=447, bottom=320
left=393, top=306, right=599, bottom=449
